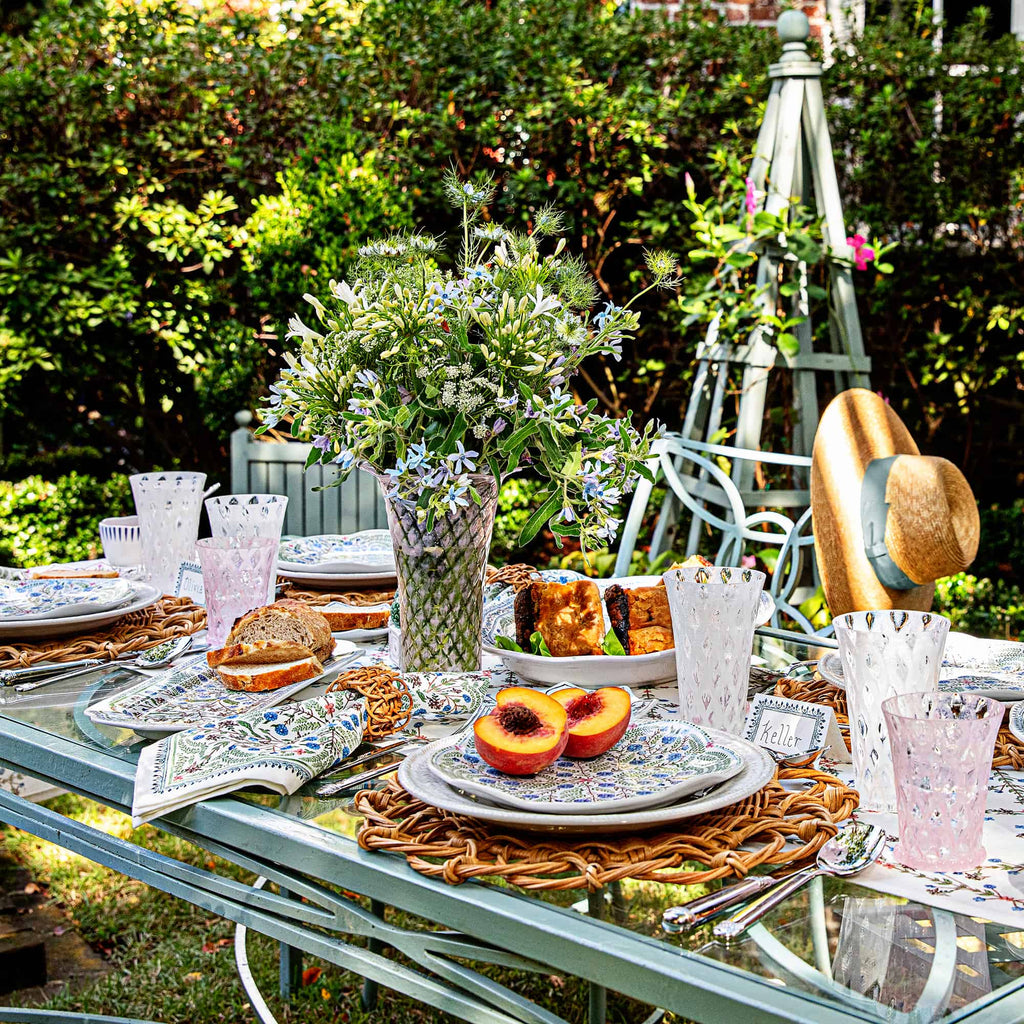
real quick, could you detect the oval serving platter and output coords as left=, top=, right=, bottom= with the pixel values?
left=481, top=572, right=774, bottom=688
left=428, top=720, right=744, bottom=814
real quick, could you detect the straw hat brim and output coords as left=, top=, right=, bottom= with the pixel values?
left=810, top=389, right=934, bottom=617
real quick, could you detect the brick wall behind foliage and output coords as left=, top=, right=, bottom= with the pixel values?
left=633, top=0, right=827, bottom=36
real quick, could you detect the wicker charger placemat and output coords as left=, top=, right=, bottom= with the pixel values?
left=774, top=675, right=1024, bottom=771
left=0, top=596, right=206, bottom=670
left=356, top=768, right=858, bottom=891
left=278, top=582, right=396, bottom=607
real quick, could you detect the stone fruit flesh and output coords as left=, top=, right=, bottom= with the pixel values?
left=473, top=687, right=569, bottom=775
left=550, top=686, right=632, bottom=758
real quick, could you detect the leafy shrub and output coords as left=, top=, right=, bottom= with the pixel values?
left=0, top=473, right=132, bottom=567
left=935, top=572, right=1024, bottom=641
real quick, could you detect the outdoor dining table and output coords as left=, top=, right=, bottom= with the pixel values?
left=2, top=628, right=1024, bottom=1024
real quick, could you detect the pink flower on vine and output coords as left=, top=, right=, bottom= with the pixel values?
left=847, top=233, right=876, bottom=271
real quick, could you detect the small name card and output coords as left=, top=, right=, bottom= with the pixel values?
left=743, top=693, right=850, bottom=762
left=174, top=561, right=205, bottom=606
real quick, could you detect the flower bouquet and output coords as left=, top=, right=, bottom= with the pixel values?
left=261, top=171, right=676, bottom=671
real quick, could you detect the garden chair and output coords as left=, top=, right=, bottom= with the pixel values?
left=613, top=434, right=823, bottom=635
left=229, top=412, right=386, bottom=537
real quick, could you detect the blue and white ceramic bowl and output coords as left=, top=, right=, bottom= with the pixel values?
left=99, top=516, right=142, bottom=567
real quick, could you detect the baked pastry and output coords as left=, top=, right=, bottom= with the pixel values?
left=513, top=580, right=604, bottom=657
left=216, top=655, right=323, bottom=692
left=226, top=600, right=333, bottom=660
left=319, top=601, right=390, bottom=631
left=669, top=554, right=714, bottom=570
left=604, top=584, right=674, bottom=655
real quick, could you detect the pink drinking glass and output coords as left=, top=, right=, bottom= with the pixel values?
left=197, top=537, right=277, bottom=648
left=882, top=691, right=1001, bottom=872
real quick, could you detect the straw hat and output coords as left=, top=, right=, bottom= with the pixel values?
left=810, top=389, right=980, bottom=617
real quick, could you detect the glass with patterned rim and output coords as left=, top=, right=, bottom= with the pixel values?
left=197, top=536, right=278, bottom=647
left=205, top=494, right=289, bottom=603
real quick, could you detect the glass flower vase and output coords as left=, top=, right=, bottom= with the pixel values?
left=377, top=472, right=498, bottom=673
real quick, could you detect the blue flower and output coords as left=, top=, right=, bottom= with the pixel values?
left=274, top=724, right=289, bottom=736
left=312, top=434, right=331, bottom=452
left=447, top=441, right=479, bottom=474
left=264, top=712, right=278, bottom=721
left=355, top=368, right=379, bottom=388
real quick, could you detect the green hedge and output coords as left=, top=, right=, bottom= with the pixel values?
left=0, top=473, right=132, bottom=567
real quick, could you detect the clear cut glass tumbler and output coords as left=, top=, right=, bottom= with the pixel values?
left=197, top=537, right=277, bottom=648
left=834, top=610, right=950, bottom=812
left=205, top=494, right=288, bottom=604
left=129, top=472, right=207, bottom=595
left=664, top=566, right=766, bottom=735
left=883, top=692, right=1000, bottom=872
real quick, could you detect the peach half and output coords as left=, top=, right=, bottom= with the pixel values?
left=550, top=687, right=632, bottom=758
left=473, top=687, right=569, bottom=775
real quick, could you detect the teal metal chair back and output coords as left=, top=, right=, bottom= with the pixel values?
left=613, top=435, right=822, bottom=634
left=229, top=413, right=387, bottom=537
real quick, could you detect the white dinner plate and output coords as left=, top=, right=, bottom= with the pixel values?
left=481, top=572, right=774, bottom=688
left=399, top=730, right=774, bottom=834
left=276, top=567, right=397, bottom=588
left=428, top=720, right=744, bottom=814
left=278, top=531, right=395, bottom=574
left=0, top=584, right=162, bottom=640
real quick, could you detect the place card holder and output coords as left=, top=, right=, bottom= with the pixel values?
left=743, top=692, right=850, bottom=762
left=174, top=561, right=205, bottom=606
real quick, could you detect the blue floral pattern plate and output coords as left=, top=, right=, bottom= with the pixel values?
left=428, top=720, right=744, bottom=814
left=278, top=531, right=395, bottom=574
left=86, top=641, right=359, bottom=735
left=0, top=578, right=134, bottom=621
left=820, top=633, right=1024, bottom=702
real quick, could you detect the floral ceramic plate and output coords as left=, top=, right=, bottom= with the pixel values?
left=278, top=531, right=395, bottom=574
left=481, top=572, right=774, bottom=688
left=1008, top=702, right=1024, bottom=745
left=0, top=583, right=161, bottom=641
left=819, top=634, right=1024, bottom=702
left=399, top=729, right=774, bottom=834
left=428, top=720, right=744, bottom=814
left=0, top=578, right=135, bottom=621
left=86, top=640, right=359, bottom=736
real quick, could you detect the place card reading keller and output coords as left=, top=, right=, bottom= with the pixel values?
left=743, top=692, right=850, bottom=762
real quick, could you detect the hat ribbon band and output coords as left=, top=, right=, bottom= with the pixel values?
left=861, top=455, right=920, bottom=591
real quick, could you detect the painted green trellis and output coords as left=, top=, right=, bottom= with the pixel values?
left=616, top=12, right=870, bottom=631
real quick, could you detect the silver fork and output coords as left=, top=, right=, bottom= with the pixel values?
left=315, top=700, right=495, bottom=797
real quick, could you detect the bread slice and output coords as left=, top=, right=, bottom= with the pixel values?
left=605, top=583, right=675, bottom=655
left=215, top=655, right=323, bottom=692
left=207, top=640, right=315, bottom=669
left=226, top=600, right=333, bottom=660
left=320, top=602, right=390, bottom=631
left=28, top=566, right=120, bottom=579
left=513, top=580, right=604, bottom=657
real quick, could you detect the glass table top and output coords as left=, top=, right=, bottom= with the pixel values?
left=3, top=628, right=1024, bottom=1022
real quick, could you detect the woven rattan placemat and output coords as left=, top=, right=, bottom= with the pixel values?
left=355, top=768, right=858, bottom=890
left=0, top=596, right=206, bottom=670
left=774, top=675, right=1024, bottom=771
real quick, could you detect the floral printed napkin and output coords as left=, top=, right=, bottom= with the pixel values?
left=132, top=693, right=367, bottom=826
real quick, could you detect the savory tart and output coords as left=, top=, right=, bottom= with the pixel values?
left=604, top=583, right=674, bottom=655
left=513, top=580, right=604, bottom=657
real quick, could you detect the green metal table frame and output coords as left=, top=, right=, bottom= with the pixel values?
left=4, top=714, right=1024, bottom=1024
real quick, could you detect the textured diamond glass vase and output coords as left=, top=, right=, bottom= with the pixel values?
left=664, top=566, right=766, bottom=735
left=883, top=692, right=1000, bottom=872
left=129, top=472, right=207, bottom=595
left=834, top=610, right=950, bottom=813
left=377, top=473, right=498, bottom=672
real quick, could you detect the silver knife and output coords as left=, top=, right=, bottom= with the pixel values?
left=1, top=652, right=137, bottom=687
left=316, top=753, right=410, bottom=796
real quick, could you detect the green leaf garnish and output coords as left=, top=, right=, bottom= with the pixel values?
left=601, top=627, right=627, bottom=656
left=529, top=631, right=553, bottom=657
left=494, top=634, right=524, bottom=653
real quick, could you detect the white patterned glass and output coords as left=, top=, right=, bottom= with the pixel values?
left=129, top=472, right=207, bottom=595
left=834, top=610, right=950, bottom=812
left=205, top=494, right=288, bottom=604
left=664, top=567, right=766, bottom=735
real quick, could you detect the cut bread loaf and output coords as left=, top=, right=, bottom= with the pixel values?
left=226, top=599, right=333, bottom=660
left=207, top=640, right=315, bottom=669
left=320, top=601, right=390, bottom=631
left=216, top=655, right=323, bottom=692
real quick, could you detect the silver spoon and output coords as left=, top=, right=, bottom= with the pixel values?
left=713, top=822, right=885, bottom=942
left=768, top=746, right=827, bottom=769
